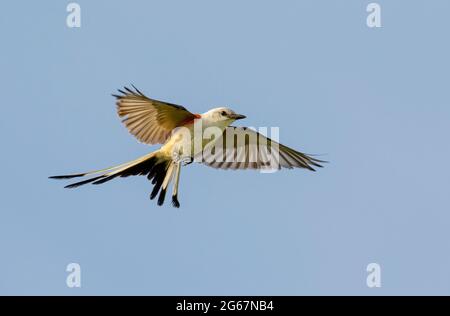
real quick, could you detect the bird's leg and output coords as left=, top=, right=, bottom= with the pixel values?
left=171, top=162, right=181, bottom=208
left=172, top=145, right=192, bottom=166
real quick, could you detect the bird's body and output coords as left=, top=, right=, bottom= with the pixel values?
left=50, top=86, right=325, bottom=207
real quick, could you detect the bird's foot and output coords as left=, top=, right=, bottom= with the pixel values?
left=181, top=157, right=193, bottom=166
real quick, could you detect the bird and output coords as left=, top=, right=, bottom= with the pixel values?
left=50, top=86, right=325, bottom=208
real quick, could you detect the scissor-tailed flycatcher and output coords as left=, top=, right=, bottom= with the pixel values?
left=50, top=86, right=325, bottom=207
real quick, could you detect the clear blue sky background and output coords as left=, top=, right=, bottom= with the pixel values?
left=1, top=0, right=449, bottom=295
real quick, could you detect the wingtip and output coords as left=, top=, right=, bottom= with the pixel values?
left=130, top=84, right=143, bottom=95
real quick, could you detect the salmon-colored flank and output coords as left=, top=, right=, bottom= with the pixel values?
left=181, top=113, right=202, bottom=126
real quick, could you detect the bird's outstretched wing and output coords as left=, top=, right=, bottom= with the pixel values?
left=114, top=86, right=197, bottom=145
left=198, top=126, right=325, bottom=171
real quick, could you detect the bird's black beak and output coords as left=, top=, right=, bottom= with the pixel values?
left=229, top=113, right=246, bottom=120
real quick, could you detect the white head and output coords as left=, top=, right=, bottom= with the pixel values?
left=201, top=107, right=246, bottom=125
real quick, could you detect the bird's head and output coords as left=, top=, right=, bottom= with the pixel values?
left=202, top=107, right=246, bottom=125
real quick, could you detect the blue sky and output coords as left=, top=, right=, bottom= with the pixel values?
left=1, top=0, right=450, bottom=295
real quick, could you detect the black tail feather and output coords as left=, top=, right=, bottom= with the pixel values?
left=53, top=154, right=176, bottom=207
left=64, top=175, right=106, bottom=189
left=150, top=163, right=168, bottom=200
left=92, top=174, right=120, bottom=185
left=158, top=188, right=167, bottom=206
left=49, top=173, right=86, bottom=180
left=172, top=195, right=180, bottom=208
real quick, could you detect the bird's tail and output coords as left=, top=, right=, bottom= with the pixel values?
left=49, top=150, right=180, bottom=207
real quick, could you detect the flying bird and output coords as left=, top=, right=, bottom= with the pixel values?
left=50, top=86, right=325, bottom=207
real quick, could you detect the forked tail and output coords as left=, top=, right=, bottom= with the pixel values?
left=49, top=151, right=181, bottom=207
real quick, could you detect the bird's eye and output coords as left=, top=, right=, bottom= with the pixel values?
left=221, top=111, right=227, bottom=116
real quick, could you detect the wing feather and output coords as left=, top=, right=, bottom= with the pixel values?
left=199, top=126, right=325, bottom=171
left=115, top=86, right=196, bottom=145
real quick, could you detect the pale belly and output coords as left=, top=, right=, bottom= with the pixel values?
left=159, top=122, right=227, bottom=161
